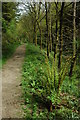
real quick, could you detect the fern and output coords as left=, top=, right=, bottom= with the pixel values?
left=58, top=56, right=72, bottom=92
left=45, top=55, right=72, bottom=97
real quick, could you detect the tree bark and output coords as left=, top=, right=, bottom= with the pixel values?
left=33, top=3, right=37, bottom=46
left=69, top=47, right=80, bottom=77
left=45, top=2, right=49, bottom=58
left=69, top=1, right=76, bottom=77
left=49, top=3, right=52, bottom=52
left=54, top=2, right=58, bottom=60
left=58, top=2, right=64, bottom=69
left=73, top=1, right=76, bottom=57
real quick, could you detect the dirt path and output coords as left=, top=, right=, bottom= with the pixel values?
left=2, top=44, right=26, bottom=118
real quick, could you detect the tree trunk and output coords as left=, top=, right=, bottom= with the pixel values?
left=58, top=2, right=64, bottom=69
left=45, top=2, right=49, bottom=58
left=49, top=3, right=52, bottom=52
left=54, top=3, right=58, bottom=60
left=33, top=3, right=37, bottom=46
left=69, top=47, right=80, bottom=77
left=69, top=1, right=76, bottom=77
left=40, top=29, right=42, bottom=50
left=35, top=29, right=37, bottom=46
left=51, top=20, right=54, bottom=51
left=54, top=2, right=58, bottom=89
left=34, top=23, right=37, bottom=46
left=73, top=1, right=76, bottom=57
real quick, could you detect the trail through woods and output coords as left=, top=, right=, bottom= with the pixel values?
left=2, top=44, right=26, bottom=118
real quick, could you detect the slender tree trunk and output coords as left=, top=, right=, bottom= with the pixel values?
left=38, top=21, right=42, bottom=50
left=69, top=1, right=76, bottom=77
left=34, top=23, right=37, bottom=46
left=38, top=2, right=42, bottom=49
left=40, top=28, right=42, bottom=50
left=54, top=3, right=58, bottom=60
left=51, top=20, right=54, bottom=51
left=73, top=1, right=76, bottom=57
left=33, top=25, right=35, bottom=43
left=54, top=20, right=57, bottom=59
left=35, top=32, right=37, bottom=46
left=34, top=13, right=37, bottom=46
left=69, top=47, right=80, bottom=77
left=49, top=3, right=52, bottom=52
left=45, top=2, right=49, bottom=58
left=34, top=3, right=37, bottom=46
left=54, top=3, right=58, bottom=89
left=35, top=28, right=37, bottom=46
left=37, top=22, right=42, bottom=49
left=58, top=2, right=64, bottom=69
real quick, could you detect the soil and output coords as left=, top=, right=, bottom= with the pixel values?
left=2, top=44, right=26, bottom=118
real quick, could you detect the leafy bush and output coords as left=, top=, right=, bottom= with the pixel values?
left=2, top=19, right=20, bottom=64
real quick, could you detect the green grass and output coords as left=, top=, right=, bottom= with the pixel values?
left=22, top=43, right=80, bottom=119
left=2, top=43, right=20, bottom=65
left=0, top=59, right=2, bottom=68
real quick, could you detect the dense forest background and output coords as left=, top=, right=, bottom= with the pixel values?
left=2, top=1, right=80, bottom=119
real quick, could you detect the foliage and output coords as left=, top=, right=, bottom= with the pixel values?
left=2, top=2, right=17, bottom=32
left=16, top=15, right=29, bottom=43
left=22, top=43, right=80, bottom=119
left=2, top=19, right=20, bottom=65
left=2, top=1, right=80, bottom=119
left=0, top=59, right=2, bottom=68
left=2, top=3, right=21, bottom=65
left=2, top=43, right=19, bottom=65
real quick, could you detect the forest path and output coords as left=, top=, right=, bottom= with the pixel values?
left=2, top=44, right=26, bottom=118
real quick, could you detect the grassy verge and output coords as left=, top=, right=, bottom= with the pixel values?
left=22, top=43, right=80, bottom=119
left=0, top=59, right=2, bottom=68
left=2, top=43, right=20, bottom=65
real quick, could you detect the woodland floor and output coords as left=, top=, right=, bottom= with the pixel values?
left=2, top=44, right=26, bottom=118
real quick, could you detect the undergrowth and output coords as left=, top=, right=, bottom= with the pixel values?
left=22, top=43, right=80, bottom=120
left=2, top=43, right=19, bottom=65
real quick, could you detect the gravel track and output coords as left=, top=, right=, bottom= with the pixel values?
left=2, top=44, right=26, bottom=118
